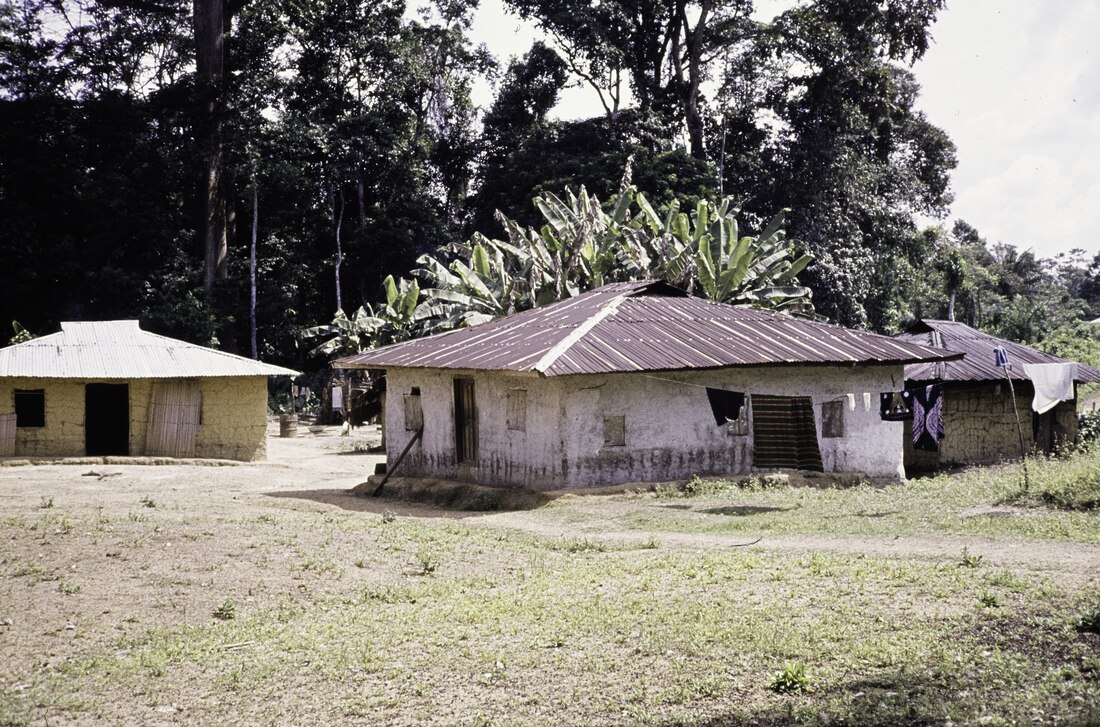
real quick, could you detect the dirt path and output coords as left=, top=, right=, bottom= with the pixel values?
left=2, top=423, right=1097, bottom=582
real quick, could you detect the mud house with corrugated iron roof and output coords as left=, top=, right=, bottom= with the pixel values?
left=335, top=281, right=961, bottom=489
left=895, top=320, right=1100, bottom=471
left=0, top=321, right=297, bottom=460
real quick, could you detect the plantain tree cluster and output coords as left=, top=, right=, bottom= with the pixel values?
left=306, top=164, right=814, bottom=354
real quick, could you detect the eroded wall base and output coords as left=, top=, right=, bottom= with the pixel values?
left=384, top=365, right=908, bottom=490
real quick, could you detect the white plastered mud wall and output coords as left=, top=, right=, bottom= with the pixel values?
left=384, top=364, right=907, bottom=490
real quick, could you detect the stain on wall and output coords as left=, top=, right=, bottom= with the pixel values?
left=385, top=365, right=908, bottom=489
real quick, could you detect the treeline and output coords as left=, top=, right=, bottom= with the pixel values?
left=0, top=0, right=1096, bottom=368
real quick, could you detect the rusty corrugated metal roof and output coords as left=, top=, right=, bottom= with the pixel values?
left=897, top=319, right=1100, bottom=384
left=0, top=321, right=299, bottom=379
left=335, top=281, right=961, bottom=376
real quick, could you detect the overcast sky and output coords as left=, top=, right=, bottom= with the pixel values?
left=468, top=0, right=1100, bottom=262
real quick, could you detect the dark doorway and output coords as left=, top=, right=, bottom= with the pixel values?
left=453, top=378, right=478, bottom=464
left=86, top=383, right=130, bottom=456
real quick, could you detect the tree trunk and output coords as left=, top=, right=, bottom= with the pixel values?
left=194, top=0, right=227, bottom=298
left=677, top=1, right=709, bottom=160
left=947, top=288, right=956, bottom=321
left=334, top=184, right=345, bottom=313
left=250, top=181, right=258, bottom=359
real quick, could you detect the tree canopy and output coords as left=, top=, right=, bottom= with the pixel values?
left=0, top=0, right=1095, bottom=367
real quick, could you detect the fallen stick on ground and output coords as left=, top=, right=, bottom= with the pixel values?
left=82, top=470, right=123, bottom=480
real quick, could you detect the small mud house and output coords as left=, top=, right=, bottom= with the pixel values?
left=336, top=281, right=960, bottom=489
left=895, top=319, right=1100, bottom=470
left=0, top=321, right=297, bottom=460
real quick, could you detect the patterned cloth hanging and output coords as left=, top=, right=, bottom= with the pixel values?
left=879, top=390, right=914, bottom=421
left=751, top=395, right=824, bottom=472
left=912, top=384, right=945, bottom=452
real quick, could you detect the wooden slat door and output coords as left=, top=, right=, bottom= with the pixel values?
left=0, top=413, right=15, bottom=456
left=453, top=378, right=477, bottom=464
left=146, top=380, right=201, bottom=457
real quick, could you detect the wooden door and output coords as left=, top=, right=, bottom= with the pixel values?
left=146, top=380, right=201, bottom=457
left=453, top=378, right=477, bottom=465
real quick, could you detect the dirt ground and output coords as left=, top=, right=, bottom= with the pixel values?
left=2, top=420, right=1096, bottom=583
left=1, top=423, right=1099, bottom=725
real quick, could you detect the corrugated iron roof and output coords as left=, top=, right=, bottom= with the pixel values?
left=335, top=281, right=962, bottom=376
left=896, top=319, right=1100, bottom=384
left=0, top=320, right=299, bottom=379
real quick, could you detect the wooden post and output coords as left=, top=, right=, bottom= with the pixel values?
left=1003, top=367, right=1030, bottom=491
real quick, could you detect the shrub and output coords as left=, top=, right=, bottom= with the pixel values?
left=1078, top=411, right=1100, bottom=444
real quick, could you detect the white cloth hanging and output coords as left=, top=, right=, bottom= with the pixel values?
left=846, top=393, right=856, bottom=411
left=863, top=392, right=872, bottom=412
left=1022, top=362, right=1077, bottom=414
left=331, top=386, right=344, bottom=411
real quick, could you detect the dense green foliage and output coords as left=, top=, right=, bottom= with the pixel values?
left=0, top=0, right=1096, bottom=366
left=304, top=171, right=813, bottom=353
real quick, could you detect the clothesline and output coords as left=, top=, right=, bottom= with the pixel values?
left=642, top=374, right=868, bottom=408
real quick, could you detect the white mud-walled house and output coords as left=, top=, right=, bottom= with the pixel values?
left=336, top=281, right=960, bottom=489
left=895, top=320, right=1100, bottom=471
left=0, top=321, right=298, bottom=460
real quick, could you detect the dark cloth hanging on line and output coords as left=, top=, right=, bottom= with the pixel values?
left=911, top=384, right=945, bottom=452
left=751, top=395, right=824, bottom=472
left=705, top=387, right=746, bottom=426
left=879, top=390, right=914, bottom=421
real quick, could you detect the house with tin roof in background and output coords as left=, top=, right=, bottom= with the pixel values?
left=335, top=281, right=960, bottom=490
left=895, top=319, right=1100, bottom=472
left=0, top=321, right=297, bottom=460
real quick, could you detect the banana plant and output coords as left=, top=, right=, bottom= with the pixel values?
left=301, top=274, right=422, bottom=356
left=332, top=162, right=817, bottom=346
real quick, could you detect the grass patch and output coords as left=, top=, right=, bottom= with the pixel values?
left=1004, top=449, right=1100, bottom=511
left=45, top=544, right=1097, bottom=726
left=618, top=449, right=1100, bottom=542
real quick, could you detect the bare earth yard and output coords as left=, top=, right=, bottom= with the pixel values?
left=1, top=425, right=1098, bottom=726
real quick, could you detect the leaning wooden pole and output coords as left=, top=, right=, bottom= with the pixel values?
left=997, top=348, right=1030, bottom=491
left=371, top=426, right=423, bottom=497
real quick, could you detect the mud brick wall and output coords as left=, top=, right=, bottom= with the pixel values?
left=194, top=376, right=268, bottom=461
left=1, top=376, right=267, bottom=460
left=0, top=378, right=154, bottom=457
left=905, top=384, right=1078, bottom=470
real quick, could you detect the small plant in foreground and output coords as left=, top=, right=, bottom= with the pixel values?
left=770, top=662, right=811, bottom=694
left=555, top=537, right=607, bottom=554
left=415, top=547, right=439, bottom=576
left=978, top=590, right=1001, bottom=608
left=1077, top=605, right=1100, bottom=634
left=959, top=547, right=984, bottom=569
left=140, top=496, right=156, bottom=508
left=39, top=497, right=53, bottom=509
left=212, top=600, right=236, bottom=621
left=381, top=510, right=396, bottom=524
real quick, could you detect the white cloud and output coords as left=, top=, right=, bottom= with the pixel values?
left=913, top=0, right=1100, bottom=258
